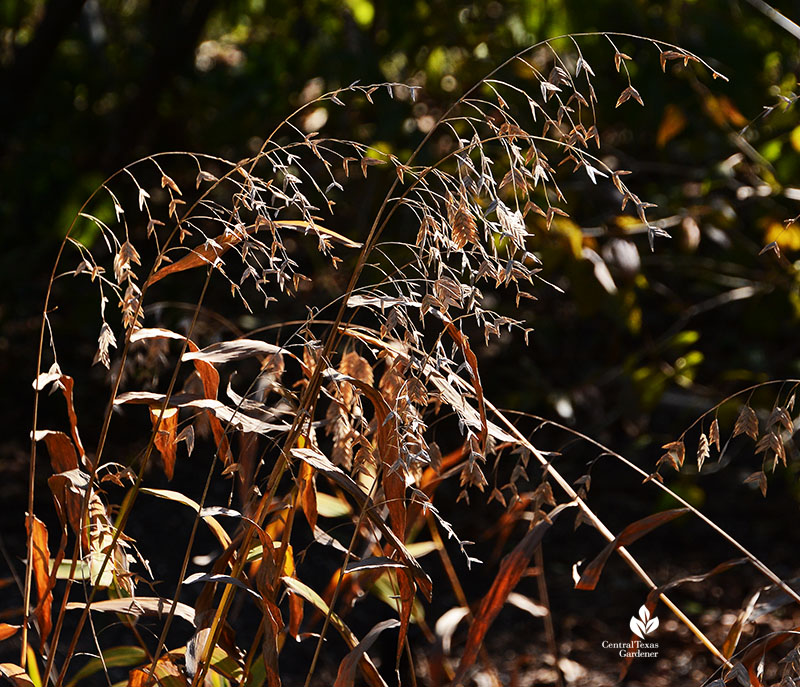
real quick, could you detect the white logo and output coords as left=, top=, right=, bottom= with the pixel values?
left=629, top=605, right=659, bottom=639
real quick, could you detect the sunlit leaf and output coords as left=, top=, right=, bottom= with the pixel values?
left=453, top=503, right=573, bottom=684
left=26, top=514, right=53, bottom=643
left=575, top=508, right=689, bottom=591
left=65, top=597, right=196, bottom=625
left=333, top=619, right=399, bottom=687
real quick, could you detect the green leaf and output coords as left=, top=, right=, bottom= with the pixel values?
left=66, top=646, right=147, bottom=687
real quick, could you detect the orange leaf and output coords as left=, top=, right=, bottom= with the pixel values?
left=575, top=508, right=688, bottom=591
left=33, top=370, right=86, bottom=460
left=299, top=460, right=318, bottom=533
left=25, top=515, right=53, bottom=643
left=260, top=598, right=283, bottom=687
left=33, top=430, right=78, bottom=473
left=0, top=624, right=21, bottom=641
left=146, top=220, right=360, bottom=287
left=149, top=407, right=179, bottom=480
left=453, top=504, right=571, bottom=685
left=290, top=446, right=432, bottom=600
left=656, top=104, right=687, bottom=148
left=129, top=654, right=187, bottom=686
left=334, top=619, right=400, bottom=687
left=395, top=570, right=416, bottom=667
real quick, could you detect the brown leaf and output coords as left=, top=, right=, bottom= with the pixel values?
left=709, top=418, right=721, bottom=452
left=33, top=368, right=86, bottom=461
left=452, top=201, right=478, bottom=249
left=48, top=470, right=89, bottom=546
left=744, top=471, right=768, bottom=497
left=195, top=170, right=218, bottom=188
left=697, top=433, right=709, bottom=471
left=575, top=508, right=689, bottom=591
left=615, top=86, right=644, bottom=108
left=290, top=446, right=432, bottom=600
left=723, top=592, right=761, bottom=659
left=395, top=570, right=416, bottom=666
left=661, top=440, right=685, bottom=468
left=444, top=320, right=488, bottom=452
left=0, top=664, right=35, bottom=687
left=453, top=504, right=572, bottom=685
left=33, top=430, right=78, bottom=473
left=149, top=407, right=179, bottom=480
left=299, top=460, right=318, bottom=533
left=739, top=625, right=800, bottom=684
left=161, top=174, right=182, bottom=195
left=334, top=619, right=400, bottom=687
left=26, top=514, right=53, bottom=643
left=281, top=576, right=388, bottom=687
left=259, top=598, right=282, bottom=687
left=614, top=51, right=632, bottom=72
left=0, top=624, right=21, bottom=641
left=733, top=405, right=759, bottom=441
left=146, top=220, right=360, bottom=287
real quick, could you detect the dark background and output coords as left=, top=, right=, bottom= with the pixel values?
left=2, top=1, right=800, bottom=685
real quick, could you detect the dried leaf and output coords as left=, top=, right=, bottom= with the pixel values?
left=149, top=407, right=179, bottom=480
left=140, top=488, right=231, bottom=549
left=615, top=86, right=643, bottom=108
left=281, top=576, right=390, bottom=687
left=743, top=471, right=768, bottom=497
left=0, top=625, right=21, bottom=641
left=129, top=654, right=187, bottom=687
left=452, top=201, right=478, bottom=249
left=722, top=590, right=760, bottom=659
left=334, top=619, right=400, bottom=687
left=65, top=597, right=196, bottom=626
left=0, top=664, right=35, bottom=687
left=181, top=339, right=285, bottom=364
left=435, top=607, right=470, bottom=655
left=33, top=430, right=79, bottom=473
left=733, top=405, right=759, bottom=441
left=506, top=592, right=548, bottom=617
left=195, top=170, right=218, bottom=188
left=114, top=393, right=289, bottom=436
left=697, top=433, right=710, bottom=471
left=299, top=460, right=318, bottom=533
left=576, top=508, right=689, bottom=591
left=453, top=503, right=572, bottom=685
left=709, top=418, right=721, bottom=451
left=290, top=446, right=432, bottom=600
left=614, top=51, right=632, bottom=72
left=26, top=514, right=53, bottom=642
left=661, top=440, right=685, bottom=468
left=146, top=220, right=360, bottom=287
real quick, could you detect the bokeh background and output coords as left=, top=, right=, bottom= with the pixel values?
left=2, top=1, right=800, bottom=684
